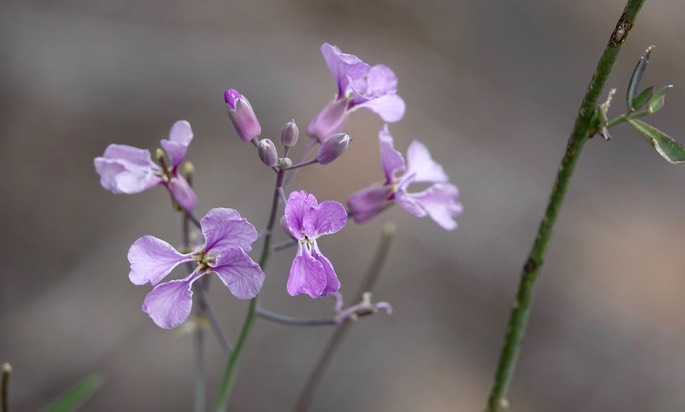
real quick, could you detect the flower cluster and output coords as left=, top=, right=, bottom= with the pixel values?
left=94, top=42, right=461, bottom=329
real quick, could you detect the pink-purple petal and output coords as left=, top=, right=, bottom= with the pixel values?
left=303, top=200, right=347, bottom=237
left=94, top=144, right=163, bottom=194
left=405, top=140, right=449, bottom=183
left=394, top=188, right=428, bottom=218
left=211, top=248, right=265, bottom=300
left=128, top=235, right=192, bottom=286
left=142, top=275, right=199, bottom=329
left=411, top=183, right=463, bottom=230
left=287, top=245, right=326, bottom=298
left=167, top=176, right=198, bottom=211
left=312, top=244, right=340, bottom=296
left=161, top=120, right=193, bottom=169
left=284, top=191, right=318, bottom=239
left=378, top=125, right=405, bottom=183
left=356, top=94, right=406, bottom=123
left=320, top=43, right=369, bottom=98
left=347, top=184, right=393, bottom=223
left=201, top=208, right=258, bottom=252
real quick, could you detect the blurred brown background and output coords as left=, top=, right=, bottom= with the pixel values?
left=2, top=0, right=685, bottom=410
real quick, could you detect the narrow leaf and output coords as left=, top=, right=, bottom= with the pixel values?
left=43, top=375, right=103, bottom=412
left=627, top=45, right=655, bottom=111
left=631, top=86, right=653, bottom=111
left=628, top=119, right=685, bottom=164
left=647, top=84, right=673, bottom=114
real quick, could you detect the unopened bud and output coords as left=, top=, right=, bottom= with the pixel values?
left=280, top=119, right=299, bottom=147
left=317, top=133, right=350, bottom=165
left=224, top=88, right=262, bottom=142
left=257, top=138, right=278, bottom=167
left=278, top=157, right=293, bottom=169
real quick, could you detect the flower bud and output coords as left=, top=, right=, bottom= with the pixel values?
left=257, top=138, right=278, bottom=167
left=280, top=119, right=299, bottom=147
left=307, top=99, right=348, bottom=143
left=277, top=157, right=293, bottom=169
left=224, top=88, right=262, bottom=142
left=317, top=133, right=350, bottom=165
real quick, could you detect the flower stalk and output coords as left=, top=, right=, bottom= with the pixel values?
left=484, top=1, right=646, bottom=411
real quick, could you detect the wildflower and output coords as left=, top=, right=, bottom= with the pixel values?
left=347, top=125, right=463, bottom=230
left=281, top=191, right=347, bottom=298
left=307, top=43, right=405, bottom=143
left=94, top=120, right=197, bottom=211
left=316, top=133, right=351, bottom=164
left=128, top=208, right=264, bottom=329
left=224, top=88, right=262, bottom=142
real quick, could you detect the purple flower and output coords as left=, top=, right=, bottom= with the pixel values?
left=347, top=125, right=463, bottom=230
left=307, top=43, right=405, bottom=143
left=94, top=120, right=198, bottom=210
left=128, top=208, right=265, bottom=329
left=281, top=191, right=347, bottom=298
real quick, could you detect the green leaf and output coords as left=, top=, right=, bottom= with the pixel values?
left=42, top=375, right=103, bottom=412
left=628, top=119, right=685, bottom=164
left=631, top=85, right=653, bottom=111
left=627, top=45, right=655, bottom=111
left=647, top=84, right=673, bottom=114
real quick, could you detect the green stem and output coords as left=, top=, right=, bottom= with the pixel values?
left=212, top=167, right=285, bottom=412
left=2, top=363, right=10, bottom=412
left=484, top=1, right=645, bottom=411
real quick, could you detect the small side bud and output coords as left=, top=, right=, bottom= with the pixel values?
left=183, top=161, right=195, bottom=176
left=277, top=157, right=293, bottom=169
left=224, top=88, right=262, bottom=142
left=280, top=119, right=299, bottom=147
left=257, top=138, right=278, bottom=167
left=317, top=133, right=351, bottom=164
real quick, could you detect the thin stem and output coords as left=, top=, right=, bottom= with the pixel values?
left=286, top=158, right=319, bottom=171
left=194, top=284, right=233, bottom=354
left=184, top=203, right=206, bottom=412
left=185, top=210, right=202, bottom=229
left=283, top=137, right=317, bottom=189
left=256, top=308, right=337, bottom=326
left=272, top=239, right=297, bottom=252
left=293, top=224, right=395, bottom=412
left=484, top=1, right=645, bottom=411
left=2, top=363, right=10, bottom=412
left=213, top=168, right=286, bottom=412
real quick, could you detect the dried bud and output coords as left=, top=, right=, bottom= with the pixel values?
left=257, top=138, right=278, bottom=167
left=280, top=119, right=299, bottom=147
left=224, top=88, right=262, bottom=142
left=317, top=133, right=350, bottom=165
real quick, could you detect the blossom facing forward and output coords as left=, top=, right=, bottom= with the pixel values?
left=94, top=120, right=197, bottom=210
left=307, top=43, right=406, bottom=143
left=347, top=125, right=463, bottom=230
left=128, top=208, right=265, bottom=329
left=281, top=191, right=347, bottom=298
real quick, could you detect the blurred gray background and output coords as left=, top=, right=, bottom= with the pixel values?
left=2, top=0, right=685, bottom=410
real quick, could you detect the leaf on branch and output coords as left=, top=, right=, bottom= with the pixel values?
left=647, top=84, right=673, bottom=114
left=631, top=85, right=653, bottom=112
left=628, top=119, right=685, bottom=164
left=627, top=45, right=655, bottom=111
left=43, top=374, right=103, bottom=412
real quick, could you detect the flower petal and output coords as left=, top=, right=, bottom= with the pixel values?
left=394, top=187, right=427, bottom=218
left=303, top=200, right=347, bottom=237
left=287, top=244, right=326, bottom=298
left=211, top=248, right=265, bottom=299
left=167, top=176, right=197, bottom=211
left=411, top=183, right=463, bottom=230
left=94, top=144, right=163, bottom=194
left=347, top=184, right=393, bottom=223
left=142, top=274, right=200, bottom=329
left=378, top=125, right=405, bottom=183
left=405, top=140, right=448, bottom=183
left=161, top=120, right=193, bottom=169
left=349, top=64, right=399, bottom=104
left=321, top=43, right=369, bottom=98
left=201, top=208, right=258, bottom=253
left=356, top=94, right=406, bottom=122
left=312, top=243, right=340, bottom=296
left=128, top=235, right=192, bottom=285
left=284, top=191, right=318, bottom=239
